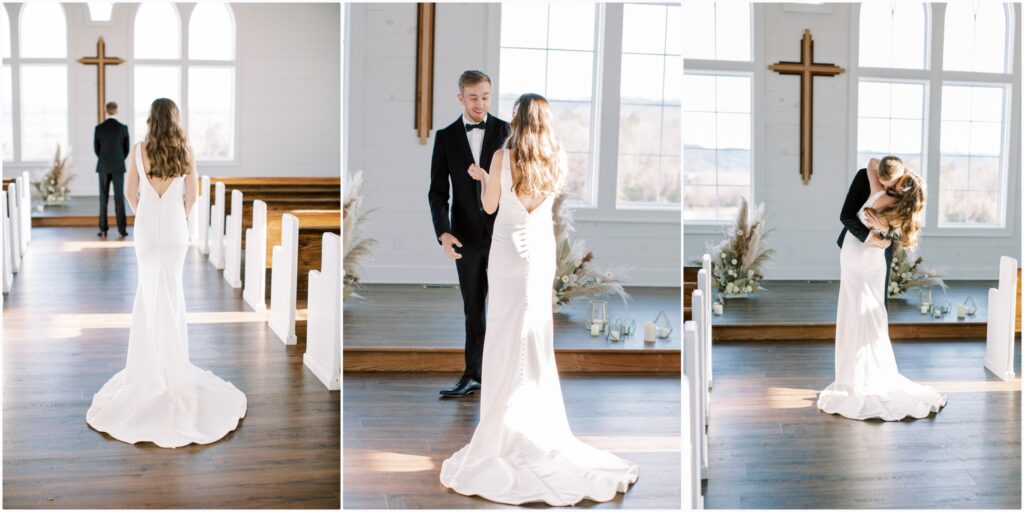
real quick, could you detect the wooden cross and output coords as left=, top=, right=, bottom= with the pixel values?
left=414, top=3, right=436, bottom=145
left=769, top=29, right=844, bottom=185
left=78, top=37, right=124, bottom=125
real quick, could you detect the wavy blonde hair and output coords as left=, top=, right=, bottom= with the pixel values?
left=505, top=93, right=565, bottom=197
left=865, top=171, right=926, bottom=249
left=144, top=98, right=192, bottom=179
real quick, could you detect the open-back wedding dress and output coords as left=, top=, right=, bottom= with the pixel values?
left=440, top=149, right=638, bottom=505
left=817, top=189, right=947, bottom=421
left=86, top=143, right=247, bottom=448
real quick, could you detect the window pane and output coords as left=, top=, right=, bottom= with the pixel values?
left=2, top=65, right=12, bottom=160
left=20, top=65, right=67, bottom=161
left=620, top=54, right=664, bottom=104
left=943, top=3, right=1007, bottom=73
left=189, top=2, right=234, bottom=60
left=683, top=1, right=750, bottom=61
left=856, top=80, right=926, bottom=182
left=545, top=50, right=592, bottom=101
left=134, top=66, right=182, bottom=142
left=938, top=85, right=1006, bottom=227
left=683, top=73, right=751, bottom=220
left=134, top=3, right=180, bottom=59
left=189, top=66, right=234, bottom=159
left=859, top=2, right=925, bottom=69
left=548, top=3, right=594, bottom=51
left=500, top=3, right=548, bottom=49
left=20, top=2, right=66, bottom=58
left=1, top=5, right=10, bottom=59
left=623, top=3, right=667, bottom=54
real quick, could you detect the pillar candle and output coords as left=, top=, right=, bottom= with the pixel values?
left=643, top=322, right=656, bottom=342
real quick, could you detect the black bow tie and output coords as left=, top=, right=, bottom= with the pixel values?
left=465, top=121, right=486, bottom=132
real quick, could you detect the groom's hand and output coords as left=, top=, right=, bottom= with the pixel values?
left=439, top=233, right=463, bottom=260
left=869, top=232, right=892, bottom=249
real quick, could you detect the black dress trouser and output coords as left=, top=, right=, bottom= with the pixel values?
left=99, top=172, right=127, bottom=236
left=454, top=243, right=489, bottom=383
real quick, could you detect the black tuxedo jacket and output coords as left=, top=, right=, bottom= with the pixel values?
left=837, top=168, right=872, bottom=248
left=428, top=114, right=511, bottom=249
left=94, top=118, right=130, bottom=174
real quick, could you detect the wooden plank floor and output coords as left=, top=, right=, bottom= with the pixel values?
left=344, top=284, right=681, bottom=351
left=2, top=227, right=339, bottom=509
left=343, top=372, right=680, bottom=509
left=703, top=339, right=1021, bottom=509
left=30, top=196, right=136, bottom=227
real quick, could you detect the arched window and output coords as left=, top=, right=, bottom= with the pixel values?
left=133, top=3, right=180, bottom=59
left=187, top=2, right=235, bottom=159
left=19, top=2, right=66, bottom=58
left=133, top=3, right=236, bottom=160
left=683, top=2, right=753, bottom=222
left=18, top=2, right=67, bottom=161
left=1, top=5, right=12, bottom=160
left=943, top=3, right=1007, bottom=73
left=859, top=3, right=926, bottom=69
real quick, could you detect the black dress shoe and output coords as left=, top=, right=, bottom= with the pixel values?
left=440, top=377, right=481, bottom=398
left=97, top=231, right=107, bottom=238
left=440, top=375, right=469, bottom=395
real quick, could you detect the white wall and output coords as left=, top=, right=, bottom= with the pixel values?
left=684, top=3, right=1022, bottom=280
left=4, top=2, right=340, bottom=195
left=347, top=3, right=680, bottom=287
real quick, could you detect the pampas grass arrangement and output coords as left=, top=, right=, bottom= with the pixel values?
left=343, top=171, right=377, bottom=302
left=700, top=197, right=775, bottom=297
left=552, top=194, right=630, bottom=311
left=887, top=245, right=947, bottom=298
left=32, top=144, right=73, bottom=203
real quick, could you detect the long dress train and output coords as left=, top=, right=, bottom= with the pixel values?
left=86, top=143, right=247, bottom=448
left=440, top=149, right=638, bottom=505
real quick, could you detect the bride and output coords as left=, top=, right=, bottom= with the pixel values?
left=818, top=157, right=947, bottom=421
left=86, top=98, right=247, bottom=448
left=439, top=93, right=638, bottom=505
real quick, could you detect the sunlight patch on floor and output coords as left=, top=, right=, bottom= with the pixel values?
left=59, top=240, right=134, bottom=252
left=918, top=379, right=1021, bottom=393
left=763, top=386, right=820, bottom=409
left=35, top=310, right=273, bottom=338
left=350, top=449, right=436, bottom=473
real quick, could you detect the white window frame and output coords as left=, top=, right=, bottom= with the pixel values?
left=130, top=3, right=239, bottom=165
left=3, top=2, right=72, bottom=165
left=848, top=3, right=1020, bottom=237
left=682, top=2, right=759, bottom=230
left=490, top=3, right=679, bottom=224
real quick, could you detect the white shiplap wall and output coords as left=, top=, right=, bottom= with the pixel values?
left=684, top=3, right=1022, bottom=280
left=347, top=3, right=681, bottom=286
left=4, top=3, right=340, bottom=195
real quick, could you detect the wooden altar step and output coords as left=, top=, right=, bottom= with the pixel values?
left=699, top=279, right=1019, bottom=342
left=30, top=196, right=136, bottom=227
left=344, top=284, right=681, bottom=373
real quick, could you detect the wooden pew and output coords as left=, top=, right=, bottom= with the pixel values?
left=684, top=266, right=699, bottom=321
left=303, top=232, right=341, bottom=390
left=2, top=193, right=14, bottom=292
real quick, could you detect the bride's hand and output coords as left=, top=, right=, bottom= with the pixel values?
left=467, top=163, right=488, bottom=182
left=869, top=232, right=892, bottom=249
left=862, top=210, right=888, bottom=231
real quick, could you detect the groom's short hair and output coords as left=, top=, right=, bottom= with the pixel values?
left=459, top=70, right=491, bottom=92
left=878, top=156, right=904, bottom=181
left=105, top=102, right=118, bottom=115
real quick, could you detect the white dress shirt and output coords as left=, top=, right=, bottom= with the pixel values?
left=463, top=113, right=488, bottom=165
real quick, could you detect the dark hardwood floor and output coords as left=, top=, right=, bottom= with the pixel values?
left=703, top=339, right=1021, bottom=509
left=2, top=227, right=339, bottom=508
left=343, top=372, right=681, bottom=509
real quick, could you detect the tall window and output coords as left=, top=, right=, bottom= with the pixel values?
left=616, top=2, right=681, bottom=208
left=2, top=5, right=13, bottom=160
left=16, top=2, right=68, bottom=162
left=938, top=4, right=1011, bottom=227
left=134, top=3, right=236, bottom=160
left=856, top=4, right=927, bottom=176
left=682, top=2, right=752, bottom=221
left=499, top=3, right=596, bottom=204
left=855, top=3, right=1014, bottom=229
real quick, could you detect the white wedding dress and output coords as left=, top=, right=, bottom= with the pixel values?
left=817, top=189, right=947, bottom=421
left=440, top=149, right=638, bottom=506
left=86, top=143, right=247, bottom=448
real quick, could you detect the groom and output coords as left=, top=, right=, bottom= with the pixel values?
left=94, top=101, right=130, bottom=239
left=428, top=70, right=510, bottom=398
left=837, top=156, right=905, bottom=309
